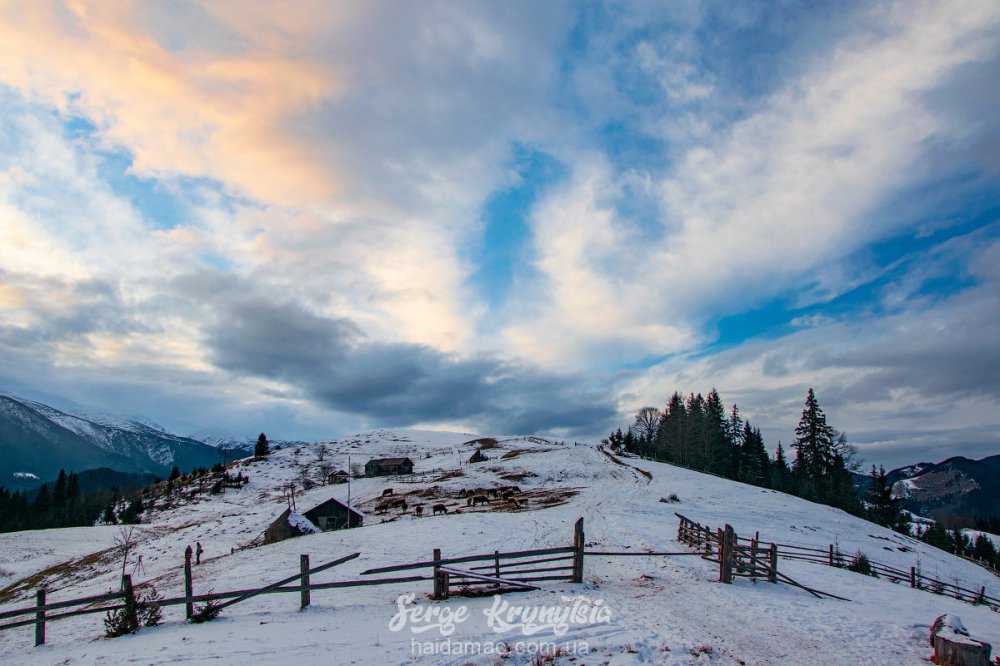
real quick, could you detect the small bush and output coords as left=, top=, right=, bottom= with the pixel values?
left=846, top=551, right=873, bottom=576
left=104, top=586, right=162, bottom=637
left=189, top=598, right=222, bottom=623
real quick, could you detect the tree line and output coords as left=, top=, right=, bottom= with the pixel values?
left=605, top=388, right=904, bottom=527
left=0, top=469, right=143, bottom=533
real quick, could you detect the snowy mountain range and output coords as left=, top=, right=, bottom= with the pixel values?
left=0, top=429, right=997, bottom=664
left=0, top=393, right=231, bottom=489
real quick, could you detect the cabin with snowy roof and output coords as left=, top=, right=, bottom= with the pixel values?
left=364, top=457, right=414, bottom=477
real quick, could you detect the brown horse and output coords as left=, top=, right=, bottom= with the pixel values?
left=382, top=488, right=394, bottom=496
left=432, top=503, right=448, bottom=515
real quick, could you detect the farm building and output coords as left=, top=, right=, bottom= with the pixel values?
left=364, top=457, right=414, bottom=476
left=303, top=497, right=364, bottom=531
left=327, top=469, right=350, bottom=484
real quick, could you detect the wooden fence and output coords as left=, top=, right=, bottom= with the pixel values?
left=775, top=541, right=1000, bottom=610
left=676, top=514, right=778, bottom=584
left=677, top=513, right=999, bottom=611
left=0, top=518, right=589, bottom=646
left=360, top=517, right=585, bottom=599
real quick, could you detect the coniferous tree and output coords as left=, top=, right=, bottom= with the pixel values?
left=254, top=433, right=270, bottom=458
left=865, top=465, right=903, bottom=528
left=791, top=388, right=836, bottom=500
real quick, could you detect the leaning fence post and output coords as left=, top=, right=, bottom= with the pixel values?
left=122, top=574, right=138, bottom=630
left=300, top=554, right=311, bottom=610
left=35, top=588, right=46, bottom=647
left=184, top=545, right=194, bottom=619
left=572, top=518, right=585, bottom=583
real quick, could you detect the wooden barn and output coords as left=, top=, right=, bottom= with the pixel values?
left=327, top=469, right=350, bottom=484
left=364, top=457, right=414, bottom=477
left=304, top=497, right=364, bottom=531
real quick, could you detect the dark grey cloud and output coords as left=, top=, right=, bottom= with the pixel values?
left=181, top=274, right=617, bottom=436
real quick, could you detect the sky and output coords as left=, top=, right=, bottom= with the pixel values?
left=1, top=0, right=999, bottom=468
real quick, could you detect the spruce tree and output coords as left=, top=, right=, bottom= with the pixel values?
left=865, top=465, right=903, bottom=528
left=791, top=388, right=837, bottom=501
left=254, top=433, right=270, bottom=458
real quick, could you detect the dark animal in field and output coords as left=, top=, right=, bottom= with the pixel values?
left=414, top=505, right=423, bottom=516
left=374, top=503, right=390, bottom=514
left=501, top=491, right=514, bottom=502
left=458, top=488, right=469, bottom=497
left=382, top=488, right=394, bottom=496
left=467, top=494, right=490, bottom=506
left=388, top=498, right=407, bottom=511
left=486, top=488, right=500, bottom=498
left=432, top=503, right=448, bottom=515
left=506, top=498, right=522, bottom=509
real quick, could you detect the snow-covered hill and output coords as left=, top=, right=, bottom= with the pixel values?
left=1, top=430, right=997, bottom=665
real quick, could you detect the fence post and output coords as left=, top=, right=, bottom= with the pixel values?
left=910, top=566, right=916, bottom=588
left=300, top=554, right=311, bottom=610
left=432, top=548, right=448, bottom=600
left=750, top=538, right=758, bottom=582
left=34, top=588, right=46, bottom=647
left=719, top=525, right=734, bottom=584
left=828, top=544, right=834, bottom=567
left=184, top=545, right=194, bottom=619
left=572, top=518, right=585, bottom=583
left=122, top=574, right=138, bottom=630
left=768, top=543, right=778, bottom=583
left=494, top=550, right=500, bottom=580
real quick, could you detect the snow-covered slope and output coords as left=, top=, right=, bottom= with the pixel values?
left=1, top=430, right=997, bottom=665
left=0, top=393, right=227, bottom=485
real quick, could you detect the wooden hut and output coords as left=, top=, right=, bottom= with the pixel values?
left=364, top=457, right=414, bottom=477
left=303, top=497, right=364, bottom=531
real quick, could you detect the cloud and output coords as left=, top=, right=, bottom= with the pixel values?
left=504, top=0, right=1000, bottom=368
left=619, top=231, right=1000, bottom=467
left=177, top=273, right=617, bottom=435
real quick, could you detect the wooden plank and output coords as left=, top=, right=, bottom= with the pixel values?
left=584, top=551, right=703, bottom=557
left=0, top=590, right=125, bottom=621
left=438, top=567, right=538, bottom=590
left=468, top=554, right=574, bottom=571
left=217, top=552, right=359, bottom=610
left=360, top=546, right=575, bottom=575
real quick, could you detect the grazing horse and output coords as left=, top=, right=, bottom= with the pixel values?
left=382, top=488, right=394, bottom=497
left=414, top=505, right=423, bottom=516
left=392, top=499, right=407, bottom=511
left=374, top=503, right=390, bottom=514
left=468, top=494, right=490, bottom=507
left=432, top=503, right=448, bottom=515
left=507, top=498, right=522, bottom=509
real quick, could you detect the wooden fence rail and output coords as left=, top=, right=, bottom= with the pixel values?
left=361, top=518, right=586, bottom=599
left=0, top=550, right=426, bottom=647
left=677, top=514, right=999, bottom=612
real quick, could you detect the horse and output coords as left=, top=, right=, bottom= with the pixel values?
left=432, top=503, right=448, bottom=515
left=414, top=505, right=424, bottom=516
left=382, top=488, right=394, bottom=497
